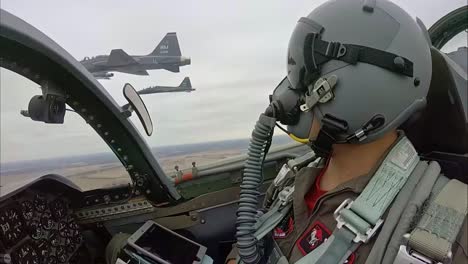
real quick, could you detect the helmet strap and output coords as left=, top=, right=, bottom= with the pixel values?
left=310, top=114, right=348, bottom=157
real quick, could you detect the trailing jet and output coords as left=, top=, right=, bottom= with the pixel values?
left=80, top=32, right=191, bottom=79
left=138, top=77, right=195, bottom=94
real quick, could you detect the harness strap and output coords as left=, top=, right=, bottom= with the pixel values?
left=254, top=202, right=293, bottom=241
left=406, top=179, right=468, bottom=263
left=296, top=227, right=359, bottom=264
left=382, top=164, right=445, bottom=264
left=364, top=161, right=438, bottom=264
left=297, top=136, right=420, bottom=264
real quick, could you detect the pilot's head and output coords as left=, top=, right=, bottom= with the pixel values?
left=272, top=0, right=432, bottom=157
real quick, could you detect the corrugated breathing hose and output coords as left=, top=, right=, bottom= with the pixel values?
left=236, top=113, right=277, bottom=264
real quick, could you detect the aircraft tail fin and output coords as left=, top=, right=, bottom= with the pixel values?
left=179, top=77, right=192, bottom=88
left=107, top=49, right=137, bottom=66
left=150, top=32, right=182, bottom=57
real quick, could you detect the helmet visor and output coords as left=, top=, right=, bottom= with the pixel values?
left=287, top=17, right=323, bottom=90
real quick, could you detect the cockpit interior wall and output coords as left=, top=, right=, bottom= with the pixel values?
left=403, top=47, right=468, bottom=183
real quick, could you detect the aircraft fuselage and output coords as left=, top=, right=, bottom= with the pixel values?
left=81, top=55, right=191, bottom=74
left=138, top=86, right=196, bottom=94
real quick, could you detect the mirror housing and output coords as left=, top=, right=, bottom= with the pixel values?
left=21, top=94, right=66, bottom=124
left=122, top=83, right=154, bottom=136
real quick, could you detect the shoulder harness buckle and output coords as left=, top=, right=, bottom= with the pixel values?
left=278, top=186, right=295, bottom=207
left=394, top=244, right=450, bottom=264
left=333, top=198, right=384, bottom=243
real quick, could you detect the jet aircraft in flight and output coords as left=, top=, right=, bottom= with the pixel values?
left=80, top=32, right=191, bottom=79
left=138, top=77, right=195, bottom=95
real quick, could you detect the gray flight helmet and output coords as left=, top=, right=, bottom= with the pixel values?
left=285, top=0, right=432, bottom=143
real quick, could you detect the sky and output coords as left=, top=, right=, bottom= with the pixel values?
left=1, top=0, right=466, bottom=162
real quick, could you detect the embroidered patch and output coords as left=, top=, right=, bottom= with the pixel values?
left=296, top=221, right=355, bottom=263
left=273, top=216, right=294, bottom=239
left=296, top=221, right=329, bottom=254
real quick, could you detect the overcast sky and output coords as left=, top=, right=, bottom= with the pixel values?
left=1, top=0, right=466, bottom=162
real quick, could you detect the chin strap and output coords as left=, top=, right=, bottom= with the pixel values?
left=310, top=114, right=386, bottom=157
left=310, top=114, right=348, bottom=157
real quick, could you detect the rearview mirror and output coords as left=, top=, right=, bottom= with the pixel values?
left=123, top=83, right=153, bottom=136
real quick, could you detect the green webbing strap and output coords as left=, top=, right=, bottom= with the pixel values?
left=366, top=161, right=440, bottom=264
left=254, top=202, right=293, bottom=240
left=407, top=179, right=468, bottom=262
left=350, top=137, right=420, bottom=225
left=201, top=255, right=214, bottom=264
left=295, top=227, right=359, bottom=264
left=297, top=137, right=420, bottom=264
left=381, top=164, right=445, bottom=264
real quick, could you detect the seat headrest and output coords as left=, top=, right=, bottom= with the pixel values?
left=404, top=47, right=468, bottom=155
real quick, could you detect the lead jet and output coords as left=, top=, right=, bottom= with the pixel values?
left=80, top=32, right=191, bottom=79
left=138, top=77, right=195, bottom=95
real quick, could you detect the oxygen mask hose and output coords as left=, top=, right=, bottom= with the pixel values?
left=236, top=110, right=277, bottom=264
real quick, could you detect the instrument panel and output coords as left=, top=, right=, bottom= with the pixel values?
left=0, top=190, right=84, bottom=264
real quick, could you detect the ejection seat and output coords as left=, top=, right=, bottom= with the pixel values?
left=403, top=47, right=468, bottom=183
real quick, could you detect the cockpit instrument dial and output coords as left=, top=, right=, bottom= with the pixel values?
left=58, top=221, right=68, bottom=238
left=1, top=191, right=85, bottom=263
left=40, top=212, right=54, bottom=230
left=36, top=239, right=50, bottom=263
left=11, top=242, right=39, bottom=264
left=0, top=206, right=25, bottom=247
left=56, top=246, right=68, bottom=263
left=49, top=231, right=61, bottom=247
left=29, top=221, right=43, bottom=240
left=46, top=255, right=58, bottom=264
left=20, top=201, right=34, bottom=221
left=50, top=199, right=68, bottom=220
left=33, top=195, right=47, bottom=213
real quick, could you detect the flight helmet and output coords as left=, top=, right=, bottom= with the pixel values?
left=273, top=0, right=432, bottom=156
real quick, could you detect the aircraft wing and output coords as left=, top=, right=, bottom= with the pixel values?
left=117, top=66, right=149, bottom=76
left=92, top=71, right=114, bottom=79
left=107, top=49, right=139, bottom=66
left=163, top=65, right=180, bottom=73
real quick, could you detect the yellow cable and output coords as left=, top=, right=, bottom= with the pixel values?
left=289, top=133, right=309, bottom=144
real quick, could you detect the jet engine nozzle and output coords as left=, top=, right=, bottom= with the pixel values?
left=180, top=56, right=191, bottom=66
